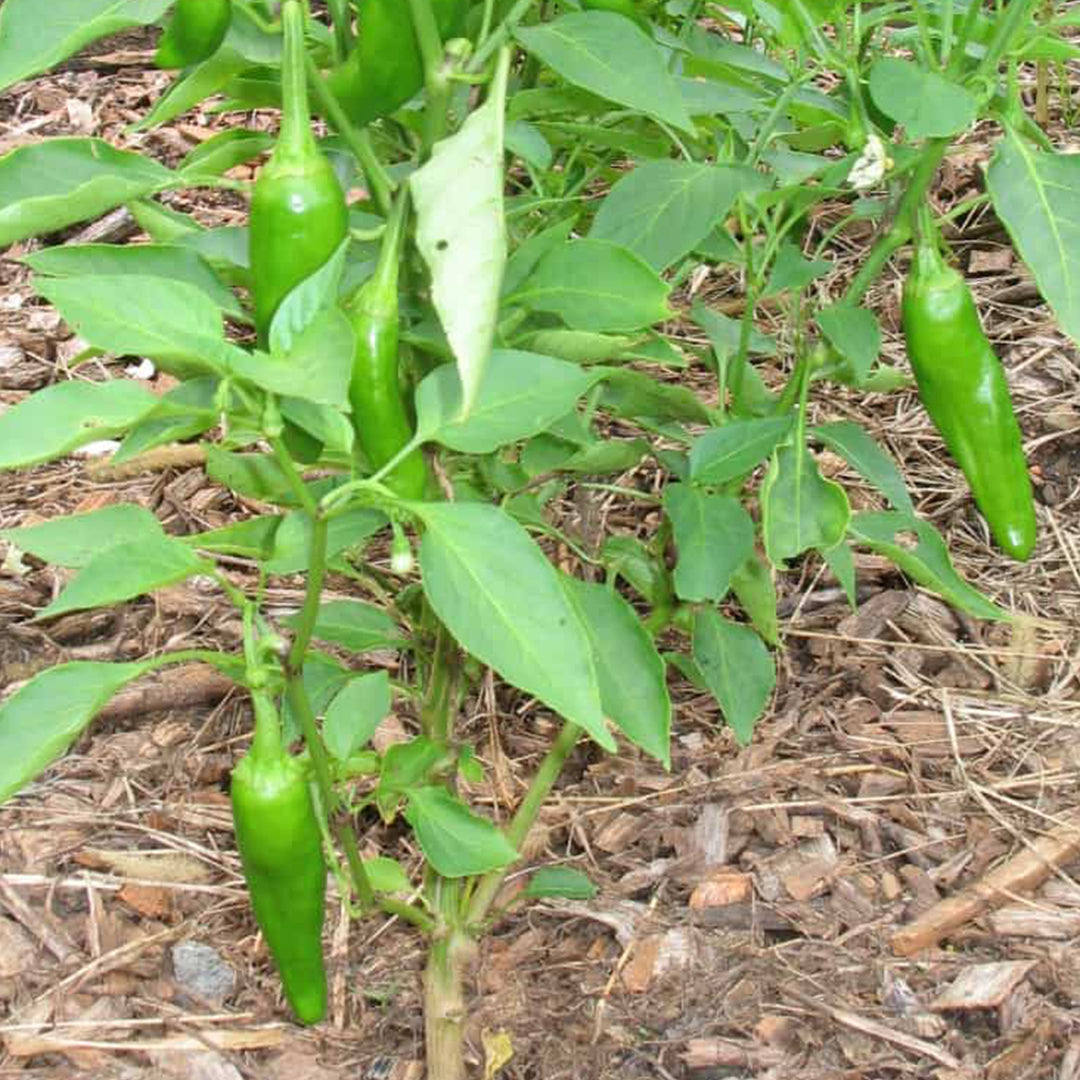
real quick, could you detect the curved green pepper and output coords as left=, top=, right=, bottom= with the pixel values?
left=327, top=0, right=470, bottom=128
left=231, top=691, right=327, bottom=1024
left=249, top=0, right=349, bottom=346
left=156, top=0, right=232, bottom=69
left=901, top=224, right=1037, bottom=560
left=345, top=196, right=428, bottom=499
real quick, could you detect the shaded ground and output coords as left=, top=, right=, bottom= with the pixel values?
left=1, top=18, right=1079, bottom=1080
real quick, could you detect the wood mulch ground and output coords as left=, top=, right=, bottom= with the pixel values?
left=0, top=18, right=1078, bottom=1080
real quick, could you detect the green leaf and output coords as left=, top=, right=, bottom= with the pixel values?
left=363, top=856, right=412, bottom=894
left=34, top=275, right=232, bottom=376
left=267, top=240, right=348, bottom=359
left=560, top=575, right=671, bottom=766
left=601, top=534, right=667, bottom=604
left=692, top=609, right=775, bottom=744
left=811, top=420, right=914, bottom=514
left=761, top=441, right=851, bottom=564
left=691, top=301, right=778, bottom=361
left=0, top=380, right=157, bottom=471
left=514, top=328, right=639, bottom=365
left=179, top=128, right=275, bottom=180
left=0, top=0, right=172, bottom=93
left=413, top=502, right=611, bottom=749
left=283, top=599, right=402, bottom=653
left=409, top=50, right=508, bottom=416
left=202, top=448, right=294, bottom=505
left=516, top=12, right=694, bottom=133
left=502, top=215, right=578, bottom=296
left=589, top=161, right=750, bottom=271
left=0, top=660, right=157, bottom=803
left=266, top=507, right=385, bottom=574
left=231, top=309, right=354, bottom=409
left=113, top=377, right=219, bottom=464
left=0, top=504, right=164, bottom=568
left=598, top=368, right=713, bottom=424
left=762, top=242, right=832, bottom=297
left=135, top=47, right=255, bottom=132
left=524, top=866, right=598, bottom=900
left=405, top=786, right=518, bottom=878
left=182, top=516, right=282, bottom=559
left=415, top=349, right=598, bottom=452
left=0, top=139, right=175, bottom=246
left=815, top=304, right=881, bottom=386
left=986, top=131, right=1080, bottom=345
left=822, top=541, right=857, bottom=609
left=24, top=243, right=245, bottom=322
left=868, top=58, right=977, bottom=140
left=323, top=672, right=391, bottom=761
left=689, top=417, right=793, bottom=485
left=511, top=239, right=672, bottom=332
left=847, top=512, right=1011, bottom=621
left=730, top=550, right=780, bottom=647
left=36, top=536, right=213, bottom=620
left=663, top=484, right=755, bottom=602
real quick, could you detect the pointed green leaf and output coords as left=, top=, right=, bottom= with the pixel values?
left=0, top=380, right=157, bottom=470
left=692, top=610, right=775, bottom=744
left=409, top=53, right=508, bottom=416
left=561, top=575, right=671, bottom=766
left=762, top=442, right=850, bottom=564
left=848, top=512, right=1011, bottom=621
left=413, top=502, right=610, bottom=749
left=405, top=786, right=518, bottom=877
left=0, top=660, right=157, bottom=803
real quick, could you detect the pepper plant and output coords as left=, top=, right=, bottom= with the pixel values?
left=0, top=0, right=1075, bottom=1075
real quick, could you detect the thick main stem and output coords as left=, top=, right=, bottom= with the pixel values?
left=423, top=925, right=473, bottom=1080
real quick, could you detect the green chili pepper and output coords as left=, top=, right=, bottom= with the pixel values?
left=249, top=0, right=349, bottom=346
left=231, top=691, right=327, bottom=1024
left=155, top=0, right=233, bottom=69
left=344, top=195, right=428, bottom=499
left=901, top=219, right=1037, bottom=561
left=326, top=0, right=470, bottom=128
left=581, top=0, right=650, bottom=31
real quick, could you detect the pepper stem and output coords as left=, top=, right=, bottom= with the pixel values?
left=277, top=0, right=317, bottom=161
left=250, top=689, right=284, bottom=762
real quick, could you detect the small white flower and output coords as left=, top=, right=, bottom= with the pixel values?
left=848, top=134, right=892, bottom=190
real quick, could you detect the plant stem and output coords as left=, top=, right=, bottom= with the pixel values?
left=841, top=137, right=949, bottom=305
left=420, top=623, right=460, bottom=743
left=305, top=54, right=395, bottom=216
left=466, top=720, right=582, bottom=927
left=423, top=915, right=473, bottom=1080
left=326, top=0, right=353, bottom=60
left=408, top=0, right=452, bottom=154
left=468, top=0, right=533, bottom=73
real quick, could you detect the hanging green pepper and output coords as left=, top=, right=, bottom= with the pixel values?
left=326, top=0, right=470, bottom=128
left=155, top=0, right=233, bottom=69
left=231, top=691, right=327, bottom=1024
left=249, top=0, right=349, bottom=346
left=901, top=217, right=1037, bottom=561
left=344, top=195, right=428, bottom=499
